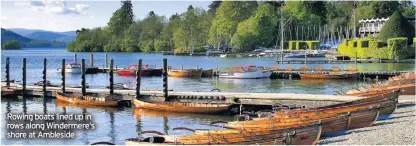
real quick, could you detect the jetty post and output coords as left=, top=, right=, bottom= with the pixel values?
left=74, top=54, right=77, bottom=63
left=196, top=65, right=199, bottom=69
left=105, top=53, right=108, bottom=68
left=136, top=59, right=142, bottom=99
left=90, top=53, right=94, bottom=67
left=81, top=59, right=86, bottom=96
left=22, top=58, right=26, bottom=95
left=42, top=58, right=47, bottom=97
left=61, top=59, right=65, bottom=93
left=109, top=59, right=114, bottom=95
left=5, top=57, right=10, bottom=87
left=163, top=58, right=168, bottom=100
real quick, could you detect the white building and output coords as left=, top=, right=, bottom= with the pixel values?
left=358, top=17, right=389, bottom=38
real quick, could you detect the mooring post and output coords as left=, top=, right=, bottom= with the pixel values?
left=136, top=59, right=142, bottom=99
left=105, top=53, right=108, bottom=68
left=74, top=54, right=77, bottom=63
left=90, top=53, right=94, bottom=67
left=196, top=65, right=199, bottom=69
left=109, top=59, right=114, bottom=95
left=304, top=51, right=307, bottom=67
left=5, top=57, right=10, bottom=87
left=81, top=59, right=86, bottom=96
left=181, top=65, right=183, bottom=69
left=22, top=58, right=26, bottom=95
left=163, top=58, right=168, bottom=100
left=61, top=59, right=65, bottom=93
left=43, top=58, right=47, bottom=97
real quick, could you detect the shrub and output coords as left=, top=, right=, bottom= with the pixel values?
left=378, top=11, right=415, bottom=44
left=337, top=38, right=412, bottom=59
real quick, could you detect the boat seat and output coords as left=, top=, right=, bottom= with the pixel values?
left=285, top=67, right=293, bottom=71
left=270, top=66, right=279, bottom=71
left=348, top=67, right=357, bottom=72
left=331, top=67, right=340, bottom=72
left=298, top=66, right=308, bottom=71
left=314, top=67, right=324, bottom=71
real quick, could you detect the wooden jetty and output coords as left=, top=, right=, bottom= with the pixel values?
left=276, top=59, right=415, bottom=64
left=271, top=70, right=414, bottom=79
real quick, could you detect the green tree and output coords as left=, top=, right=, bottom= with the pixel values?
left=107, top=0, right=134, bottom=36
left=2, top=40, right=21, bottom=49
left=138, top=11, right=164, bottom=52
left=282, top=1, right=323, bottom=25
left=355, top=1, right=400, bottom=22
left=377, top=11, right=415, bottom=44
left=231, top=3, right=278, bottom=52
left=209, top=1, right=258, bottom=48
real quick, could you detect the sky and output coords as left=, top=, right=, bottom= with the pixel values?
left=1, top=0, right=211, bottom=32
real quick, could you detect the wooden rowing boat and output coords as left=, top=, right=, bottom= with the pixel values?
left=55, top=100, right=118, bottom=112
left=125, top=122, right=321, bottom=145
left=132, top=98, right=230, bottom=114
left=168, top=68, right=202, bottom=77
left=55, top=92, right=120, bottom=107
left=299, top=72, right=357, bottom=79
left=346, top=83, right=415, bottom=96
left=201, top=69, right=213, bottom=77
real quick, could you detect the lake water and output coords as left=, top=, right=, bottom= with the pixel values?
left=1, top=48, right=414, bottom=144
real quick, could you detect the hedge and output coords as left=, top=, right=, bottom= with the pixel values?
left=287, top=40, right=320, bottom=50
left=337, top=38, right=414, bottom=60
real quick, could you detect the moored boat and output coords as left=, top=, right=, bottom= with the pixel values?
left=168, top=68, right=202, bottom=77
left=55, top=92, right=120, bottom=107
left=1, top=87, right=18, bottom=97
left=116, top=64, right=155, bottom=76
left=132, top=98, right=230, bottom=114
left=57, top=63, right=82, bottom=73
left=218, top=65, right=265, bottom=79
left=125, top=121, right=321, bottom=145
left=300, top=72, right=357, bottom=79
left=201, top=69, right=213, bottom=77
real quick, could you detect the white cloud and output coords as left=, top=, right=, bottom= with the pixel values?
left=14, top=0, right=89, bottom=15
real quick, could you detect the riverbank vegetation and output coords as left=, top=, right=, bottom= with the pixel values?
left=2, top=40, right=21, bottom=50
left=67, top=1, right=415, bottom=53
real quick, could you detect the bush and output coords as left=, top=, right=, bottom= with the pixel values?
left=2, top=40, right=21, bottom=49
left=388, top=37, right=414, bottom=59
left=378, top=11, right=415, bottom=44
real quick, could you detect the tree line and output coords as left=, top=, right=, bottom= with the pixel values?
left=67, top=0, right=415, bottom=53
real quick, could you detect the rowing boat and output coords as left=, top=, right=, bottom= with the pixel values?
left=1, top=87, right=18, bottom=97
left=168, top=68, right=202, bottom=77
left=55, top=92, right=120, bottom=107
left=125, top=122, right=321, bottom=145
left=299, top=72, right=357, bottom=79
left=132, top=98, right=230, bottom=114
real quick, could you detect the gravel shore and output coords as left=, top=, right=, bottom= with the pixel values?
left=319, top=103, right=416, bottom=145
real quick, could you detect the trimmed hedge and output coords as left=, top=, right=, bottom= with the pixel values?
left=287, top=40, right=320, bottom=50
left=337, top=38, right=414, bottom=60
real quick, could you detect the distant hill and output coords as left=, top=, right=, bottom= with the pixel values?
left=26, top=31, right=75, bottom=43
left=7, top=28, right=44, bottom=36
left=8, top=28, right=77, bottom=43
left=1, top=28, right=66, bottom=48
left=59, top=31, right=77, bottom=36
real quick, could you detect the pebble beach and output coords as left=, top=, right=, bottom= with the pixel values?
left=319, top=103, right=416, bottom=145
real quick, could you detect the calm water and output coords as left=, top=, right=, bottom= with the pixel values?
left=1, top=48, right=415, bottom=144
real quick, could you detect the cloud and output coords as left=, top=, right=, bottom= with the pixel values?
left=15, top=0, right=89, bottom=15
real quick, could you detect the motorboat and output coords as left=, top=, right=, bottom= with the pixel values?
left=57, top=63, right=82, bottom=73
left=116, top=64, right=157, bottom=76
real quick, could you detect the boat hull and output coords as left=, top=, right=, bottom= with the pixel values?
left=57, top=68, right=82, bottom=74
left=132, top=99, right=229, bottom=114
left=219, top=71, right=264, bottom=79
left=116, top=69, right=153, bottom=76
left=201, top=69, right=213, bottom=77
left=55, top=92, right=119, bottom=107
left=300, top=73, right=357, bottom=79
left=168, top=69, right=202, bottom=77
